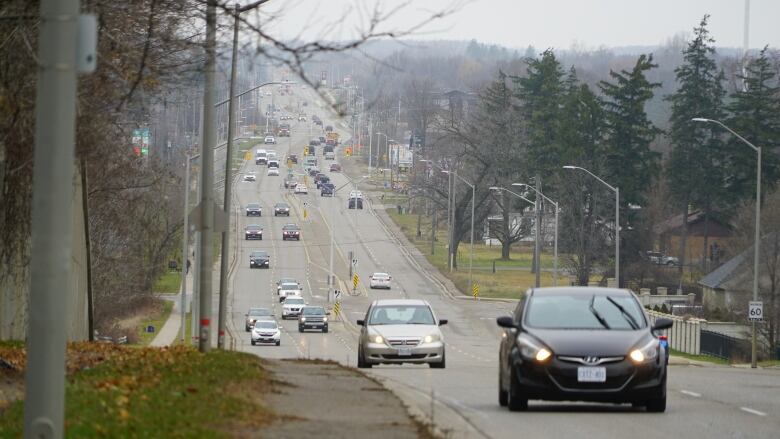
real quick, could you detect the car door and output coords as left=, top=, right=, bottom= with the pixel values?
left=500, top=296, right=526, bottom=387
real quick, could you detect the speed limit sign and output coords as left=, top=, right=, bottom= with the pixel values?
left=748, top=301, right=763, bottom=322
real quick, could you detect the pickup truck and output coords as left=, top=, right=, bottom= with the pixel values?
left=646, top=251, right=679, bottom=266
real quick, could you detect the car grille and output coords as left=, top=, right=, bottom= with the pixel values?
left=387, top=338, right=420, bottom=347
left=381, top=354, right=428, bottom=360
left=304, top=317, right=324, bottom=322
left=287, top=307, right=300, bottom=312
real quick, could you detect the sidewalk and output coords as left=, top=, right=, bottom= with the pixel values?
left=150, top=268, right=193, bottom=347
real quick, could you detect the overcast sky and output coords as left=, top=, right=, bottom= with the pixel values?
left=256, top=0, right=779, bottom=50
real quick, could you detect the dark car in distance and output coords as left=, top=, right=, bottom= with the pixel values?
left=245, top=203, right=262, bottom=216
left=274, top=202, right=291, bottom=216
left=249, top=250, right=270, bottom=268
left=320, top=183, right=334, bottom=197
left=496, top=287, right=673, bottom=412
left=282, top=223, right=301, bottom=241
left=288, top=154, right=298, bottom=164
left=244, top=224, right=263, bottom=240
left=298, top=306, right=329, bottom=333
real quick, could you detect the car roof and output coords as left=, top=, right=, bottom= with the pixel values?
left=528, top=287, right=635, bottom=297
left=246, top=224, right=262, bottom=229
left=280, top=283, right=300, bottom=288
left=249, top=307, right=270, bottom=312
left=372, top=272, right=390, bottom=277
left=275, top=202, right=289, bottom=206
left=246, top=203, right=260, bottom=207
left=371, top=299, right=429, bottom=307
left=250, top=251, right=268, bottom=256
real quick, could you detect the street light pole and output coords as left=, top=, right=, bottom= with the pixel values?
left=420, top=159, right=453, bottom=270
left=180, top=155, right=192, bottom=343
left=513, top=183, right=559, bottom=286
left=328, top=175, right=369, bottom=302
left=445, top=171, right=475, bottom=294
left=693, top=117, right=761, bottom=368
left=563, top=166, right=620, bottom=287
left=489, top=187, right=537, bottom=286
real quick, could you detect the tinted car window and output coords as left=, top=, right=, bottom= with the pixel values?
left=368, top=305, right=434, bottom=325
left=285, top=298, right=305, bottom=305
left=255, top=321, right=277, bottom=329
left=525, top=293, right=646, bottom=330
left=303, top=307, right=325, bottom=315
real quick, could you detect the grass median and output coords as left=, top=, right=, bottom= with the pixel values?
left=0, top=344, right=275, bottom=438
left=136, top=300, right=174, bottom=346
left=387, top=209, right=557, bottom=299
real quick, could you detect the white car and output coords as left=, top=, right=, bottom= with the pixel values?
left=277, top=277, right=300, bottom=292
left=264, top=135, right=276, bottom=144
left=267, top=167, right=279, bottom=176
left=294, top=184, right=308, bottom=194
left=282, top=297, right=306, bottom=319
left=251, top=320, right=281, bottom=346
left=278, top=283, right=303, bottom=302
left=349, top=190, right=363, bottom=199
left=243, top=173, right=257, bottom=182
left=369, top=272, right=392, bottom=289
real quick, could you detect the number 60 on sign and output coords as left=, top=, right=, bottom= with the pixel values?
left=748, top=301, right=763, bottom=322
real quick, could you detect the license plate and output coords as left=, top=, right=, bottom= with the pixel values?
left=398, top=347, right=412, bottom=356
left=577, top=367, right=606, bottom=382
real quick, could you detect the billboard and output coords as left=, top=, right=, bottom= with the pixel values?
left=132, top=128, right=150, bottom=156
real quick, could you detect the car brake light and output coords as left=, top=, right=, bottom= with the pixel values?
left=659, top=335, right=668, bottom=341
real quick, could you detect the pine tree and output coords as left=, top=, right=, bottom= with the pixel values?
left=665, top=15, right=728, bottom=270
left=725, top=46, right=780, bottom=204
left=599, top=54, right=662, bottom=209
left=512, top=49, right=565, bottom=187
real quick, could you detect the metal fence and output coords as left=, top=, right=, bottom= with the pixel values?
left=700, top=330, right=751, bottom=361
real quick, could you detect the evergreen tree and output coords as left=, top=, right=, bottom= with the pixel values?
left=665, top=15, right=728, bottom=269
left=725, top=46, right=780, bottom=204
left=598, top=54, right=662, bottom=209
left=512, top=49, right=566, bottom=189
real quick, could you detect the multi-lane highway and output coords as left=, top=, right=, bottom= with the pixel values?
left=218, top=84, right=780, bottom=439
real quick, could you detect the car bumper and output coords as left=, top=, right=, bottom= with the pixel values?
left=246, top=211, right=261, bottom=216
left=250, top=261, right=269, bottom=268
left=509, top=354, right=666, bottom=403
left=300, top=322, right=328, bottom=329
left=283, top=234, right=300, bottom=240
left=245, top=234, right=263, bottom=240
left=363, top=342, right=444, bottom=364
left=282, top=309, right=302, bottom=318
left=274, top=210, right=290, bottom=216
left=252, top=334, right=281, bottom=343
left=369, top=282, right=390, bottom=289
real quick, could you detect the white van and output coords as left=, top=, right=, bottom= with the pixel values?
left=255, top=149, right=268, bottom=165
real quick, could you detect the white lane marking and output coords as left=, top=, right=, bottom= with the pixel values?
left=679, top=390, right=701, bottom=398
left=740, top=407, right=766, bottom=416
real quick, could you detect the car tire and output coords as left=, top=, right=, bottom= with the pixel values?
left=323, top=326, right=328, bottom=333
left=645, top=375, right=667, bottom=413
left=498, top=374, right=509, bottom=407
left=430, top=352, right=446, bottom=369
left=357, top=347, right=372, bottom=369
left=251, top=341, right=256, bottom=346
left=276, top=341, right=281, bottom=346
left=298, top=326, right=304, bottom=333
left=507, top=367, right=528, bottom=412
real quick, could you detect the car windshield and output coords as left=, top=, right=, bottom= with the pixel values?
left=303, top=307, right=325, bottom=315
left=373, top=273, right=389, bottom=279
left=285, top=298, right=304, bottom=305
left=246, top=225, right=261, bottom=231
left=279, top=278, right=296, bottom=284
left=247, top=204, right=260, bottom=209
left=249, top=308, right=271, bottom=316
left=368, top=305, right=435, bottom=325
left=524, top=293, right=646, bottom=330
left=275, top=203, right=289, bottom=209
left=284, top=225, right=300, bottom=230
left=255, top=321, right=277, bottom=329
left=281, top=284, right=298, bottom=290
left=250, top=252, right=268, bottom=257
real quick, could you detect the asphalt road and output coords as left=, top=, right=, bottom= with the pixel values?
left=221, top=84, right=780, bottom=439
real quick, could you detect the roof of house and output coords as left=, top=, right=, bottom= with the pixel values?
left=653, top=210, right=705, bottom=235
left=698, top=251, right=747, bottom=289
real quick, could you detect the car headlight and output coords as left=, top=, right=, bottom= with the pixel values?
left=300, top=317, right=306, bottom=322
left=516, top=335, right=553, bottom=363
left=423, top=334, right=440, bottom=344
left=323, top=317, right=328, bottom=322
left=373, top=335, right=384, bottom=344
left=630, top=339, right=658, bottom=364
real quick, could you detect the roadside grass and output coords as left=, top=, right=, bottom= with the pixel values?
left=669, top=349, right=730, bottom=365
left=0, top=344, right=274, bottom=438
left=153, top=270, right=181, bottom=294
left=758, top=359, right=780, bottom=367
left=387, top=209, right=556, bottom=299
left=136, top=300, right=174, bottom=346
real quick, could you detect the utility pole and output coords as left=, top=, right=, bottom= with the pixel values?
left=24, top=0, right=93, bottom=436
left=217, top=3, right=241, bottom=350
left=180, top=155, right=191, bottom=343
left=534, top=174, right=542, bottom=288
left=198, top=0, right=217, bottom=353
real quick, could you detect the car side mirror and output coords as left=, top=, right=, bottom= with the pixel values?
left=652, top=318, right=673, bottom=331
left=496, top=316, right=516, bottom=328
left=244, top=313, right=248, bottom=317
left=438, top=319, right=448, bottom=326
left=356, top=319, right=365, bottom=326
left=327, top=312, right=331, bottom=316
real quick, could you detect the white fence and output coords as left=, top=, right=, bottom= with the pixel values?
left=645, top=309, right=702, bottom=355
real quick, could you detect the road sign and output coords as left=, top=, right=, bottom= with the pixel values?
left=353, top=274, right=359, bottom=289
left=472, top=283, right=479, bottom=299
left=333, top=301, right=341, bottom=316
left=334, top=289, right=341, bottom=300
left=352, top=258, right=358, bottom=267
left=749, top=301, right=763, bottom=321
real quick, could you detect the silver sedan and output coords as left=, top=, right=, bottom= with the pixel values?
left=356, top=299, right=447, bottom=369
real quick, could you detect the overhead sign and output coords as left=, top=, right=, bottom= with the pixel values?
left=748, top=301, right=763, bottom=322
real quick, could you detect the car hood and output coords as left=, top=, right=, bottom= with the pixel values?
left=525, top=328, right=647, bottom=357
left=369, top=324, right=439, bottom=338
left=283, top=302, right=304, bottom=308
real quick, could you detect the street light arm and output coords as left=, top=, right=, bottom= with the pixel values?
left=489, top=187, right=535, bottom=206
left=239, top=0, right=272, bottom=13
left=442, top=170, right=474, bottom=189
left=692, top=118, right=760, bottom=152
left=214, top=81, right=283, bottom=107
left=511, top=182, right=557, bottom=207
left=562, top=165, right=617, bottom=192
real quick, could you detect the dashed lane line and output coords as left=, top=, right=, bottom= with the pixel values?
left=740, top=407, right=767, bottom=416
